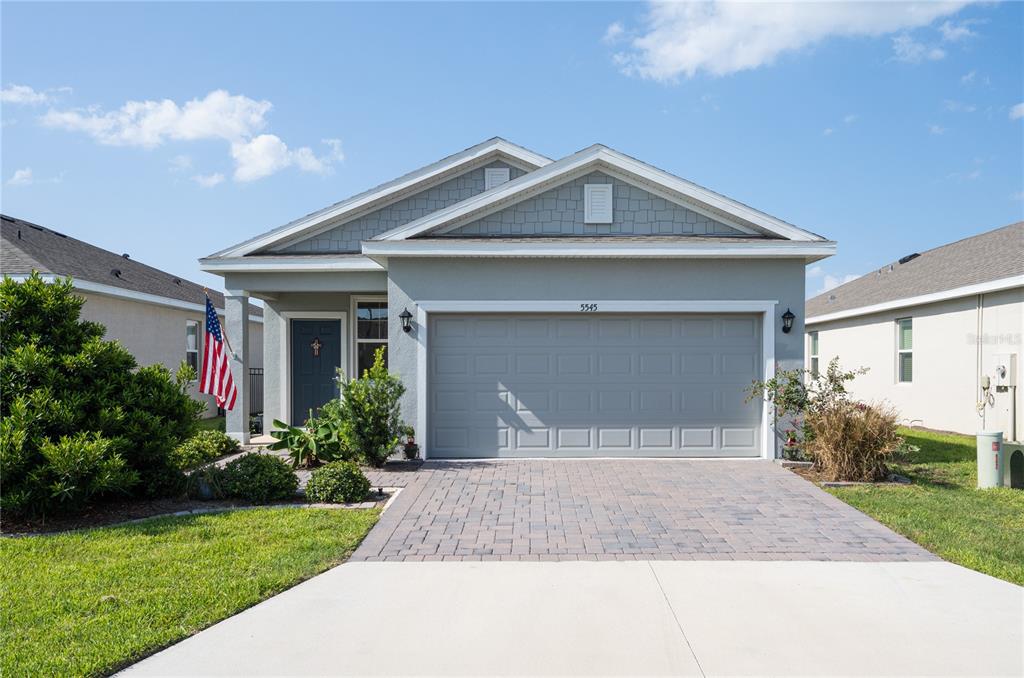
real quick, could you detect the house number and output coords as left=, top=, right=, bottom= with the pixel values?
left=310, top=338, right=322, bottom=357
left=579, top=303, right=598, bottom=312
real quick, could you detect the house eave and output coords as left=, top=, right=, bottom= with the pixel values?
left=199, top=255, right=386, bottom=274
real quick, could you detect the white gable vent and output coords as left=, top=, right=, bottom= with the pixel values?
left=484, top=167, right=511, bottom=191
left=584, top=183, right=613, bottom=224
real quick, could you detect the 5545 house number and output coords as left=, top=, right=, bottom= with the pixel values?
left=578, top=303, right=598, bottom=312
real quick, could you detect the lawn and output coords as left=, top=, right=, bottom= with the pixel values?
left=827, top=427, right=1024, bottom=585
left=196, top=415, right=226, bottom=432
left=1, top=507, right=378, bottom=677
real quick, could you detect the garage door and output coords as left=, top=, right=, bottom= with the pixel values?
left=428, top=313, right=762, bottom=458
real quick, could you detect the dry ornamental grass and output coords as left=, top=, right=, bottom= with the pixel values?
left=806, top=401, right=903, bottom=482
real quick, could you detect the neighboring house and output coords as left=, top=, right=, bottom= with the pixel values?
left=201, top=138, right=835, bottom=456
left=1, top=214, right=264, bottom=418
left=806, top=222, right=1023, bottom=439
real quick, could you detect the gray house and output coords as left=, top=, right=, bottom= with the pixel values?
left=202, top=138, right=834, bottom=457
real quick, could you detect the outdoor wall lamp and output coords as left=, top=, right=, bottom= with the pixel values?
left=399, top=308, right=413, bottom=333
left=781, top=308, right=795, bottom=334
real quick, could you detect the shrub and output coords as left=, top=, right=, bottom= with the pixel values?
left=171, top=430, right=241, bottom=470
left=805, top=401, right=904, bottom=481
left=305, top=461, right=371, bottom=504
left=220, top=453, right=298, bottom=504
left=338, top=347, right=405, bottom=467
left=266, top=404, right=349, bottom=469
left=0, top=273, right=205, bottom=516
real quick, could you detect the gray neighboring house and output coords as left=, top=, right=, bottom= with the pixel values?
left=201, top=138, right=835, bottom=456
left=806, top=222, right=1023, bottom=439
left=1, top=214, right=264, bottom=418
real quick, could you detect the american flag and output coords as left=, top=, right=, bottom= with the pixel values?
left=199, top=296, right=237, bottom=410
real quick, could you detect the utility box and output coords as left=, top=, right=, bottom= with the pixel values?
left=976, top=431, right=1004, bottom=489
left=992, top=353, right=1017, bottom=387
left=1003, top=441, right=1024, bottom=490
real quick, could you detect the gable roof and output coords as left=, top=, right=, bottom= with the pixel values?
left=1, top=214, right=260, bottom=317
left=806, top=222, right=1024, bottom=323
left=208, top=137, right=551, bottom=258
left=373, top=144, right=829, bottom=243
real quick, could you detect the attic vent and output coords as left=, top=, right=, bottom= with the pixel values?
left=584, top=184, right=613, bottom=224
left=828, top=294, right=837, bottom=302
left=121, top=253, right=130, bottom=259
left=898, top=253, right=920, bottom=265
left=110, top=268, right=122, bottom=279
left=172, top=277, right=182, bottom=285
left=484, top=167, right=510, bottom=191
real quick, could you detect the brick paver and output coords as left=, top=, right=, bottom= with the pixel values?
left=353, top=460, right=935, bottom=562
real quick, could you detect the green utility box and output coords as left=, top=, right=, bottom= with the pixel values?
left=976, top=431, right=1004, bottom=488
left=1003, top=441, right=1024, bottom=490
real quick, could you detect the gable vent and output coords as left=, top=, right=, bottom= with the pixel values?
left=584, top=184, right=614, bottom=224
left=484, top=167, right=510, bottom=191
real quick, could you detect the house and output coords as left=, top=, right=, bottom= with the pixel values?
left=201, top=138, right=835, bottom=456
left=805, top=222, right=1023, bottom=439
left=1, top=214, right=264, bottom=419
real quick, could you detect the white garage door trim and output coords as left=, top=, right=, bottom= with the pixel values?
left=414, top=300, right=778, bottom=460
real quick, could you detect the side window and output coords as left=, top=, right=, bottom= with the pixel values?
left=896, top=318, right=913, bottom=383
left=356, top=301, right=388, bottom=377
left=186, top=321, right=200, bottom=372
left=809, top=331, right=819, bottom=377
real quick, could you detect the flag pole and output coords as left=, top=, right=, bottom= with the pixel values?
left=205, top=290, right=237, bottom=358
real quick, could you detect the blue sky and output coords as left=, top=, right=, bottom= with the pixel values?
left=2, top=1, right=1022, bottom=296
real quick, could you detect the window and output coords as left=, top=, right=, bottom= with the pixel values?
left=584, top=184, right=613, bottom=224
left=186, top=321, right=200, bottom=372
left=896, top=317, right=913, bottom=383
left=484, top=167, right=510, bottom=190
left=356, top=301, right=388, bottom=377
left=809, top=331, right=819, bottom=377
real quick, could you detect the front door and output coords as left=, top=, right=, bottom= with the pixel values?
left=291, top=319, right=341, bottom=425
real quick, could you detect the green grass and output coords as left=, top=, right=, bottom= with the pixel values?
left=196, top=415, right=226, bottom=432
left=1, top=508, right=378, bottom=677
left=827, top=428, right=1024, bottom=585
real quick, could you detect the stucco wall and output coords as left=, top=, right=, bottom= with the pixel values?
left=277, top=162, right=525, bottom=253
left=79, top=291, right=264, bottom=417
left=806, top=287, right=1023, bottom=437
left=449, top=171, right=743, bottom=237
left=387, top=258, right=807, bottom=449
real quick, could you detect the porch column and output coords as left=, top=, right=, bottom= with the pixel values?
left=225, top=293, right=250, bottom=445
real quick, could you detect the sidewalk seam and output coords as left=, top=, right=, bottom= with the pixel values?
left=648, top=561, right=706, bottom=678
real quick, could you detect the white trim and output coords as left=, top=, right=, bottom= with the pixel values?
left=413, top=299, right=778, bottom=460
left=278, top=311, right=348, bottom=426
left=484, top=167, right=510, bottom=191
left=209, top=139, right=551, bottom=258
left=375, top=145, right=825, bottom=243
left=349, top=295, right=389, bottom=380
left=6, top=274, right=264, bottom=323
left=200, top=256, right=384, bottom=274
left=895, top=316, right=913, bottom=384
left=584, top=183, right=613, bottom=224
left=806, top=275, right=1024, bottom=325
left=361, top=239, right=836, bottom=262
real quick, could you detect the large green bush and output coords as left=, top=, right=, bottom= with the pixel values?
left=305, top=461, right=370, bottom=504
left=337, top=347, right=405, bottom=467
left=171, top=429, right=241, bottom=470
left=0, top=273, right=205, bottom=516
left=220, top=453, right=298, bottom=504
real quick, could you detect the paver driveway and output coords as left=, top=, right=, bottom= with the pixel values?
left=358, top=459, right=933, bottom=562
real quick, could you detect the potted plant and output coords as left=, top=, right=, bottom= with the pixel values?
left=401, top=425, right=420, bottom=460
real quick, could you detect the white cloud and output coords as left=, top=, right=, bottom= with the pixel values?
left=806, top=265, right=859, bottom=295
left=928, top=123, right=947, bottom=135
left=41, top=89, right=343, bottom=182
left=1, top=84, right=49, bottom=105
left=843, top=113, right=858, bottom=124
left=603, top=22, right=625, bottom=45
left=7, top=167, right=33, bottom=185
left=822, top=127, right=834, bottom=136
left=938, top=20, right=975, bottom=42
left=169, top=154, right=192, bottom=172
left=191, top=172, right=225, bottom=188
left=944, top=99, right=977, bottom=113
left=1010, top=103, right=1024, bottom=120
left=1011, top=191, right=1024, bottom=202
left=891, top=33, right=945, bottom=63
left=960, top=70, right=976, bottom=85
left=611, top=1, right=969, bottom=80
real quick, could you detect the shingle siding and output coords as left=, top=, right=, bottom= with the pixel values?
left=443, top=172, right=743, bottom=237
left=277, top=162, right=525, bottom=253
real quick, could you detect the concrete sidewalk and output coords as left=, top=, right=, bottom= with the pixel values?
left=123, top=561, right=1022, bottom=677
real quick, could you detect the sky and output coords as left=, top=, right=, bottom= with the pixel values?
left=2, top=1, right=1022, bottom=298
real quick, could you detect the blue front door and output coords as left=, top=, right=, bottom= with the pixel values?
left=291, top=319, right=341, bottom=425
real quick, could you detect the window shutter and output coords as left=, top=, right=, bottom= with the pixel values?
left=584, top=184, right=613, bottom=224
left=484, top=167, right=510, bottom=191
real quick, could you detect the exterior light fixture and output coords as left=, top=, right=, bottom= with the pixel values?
left=399, top=308, right=413, bottom=333
left=781, top=308, right=795, bottom=334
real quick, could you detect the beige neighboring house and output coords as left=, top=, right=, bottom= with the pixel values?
left=805, top=222, right=1023, bottom=440
left=1, top=214, right=264, bottom=418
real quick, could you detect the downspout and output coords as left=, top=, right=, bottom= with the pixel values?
left=976, top=294, right=985, bottom=429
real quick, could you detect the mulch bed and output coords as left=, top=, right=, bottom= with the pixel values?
left=788, top=465, right=911, bottom=486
